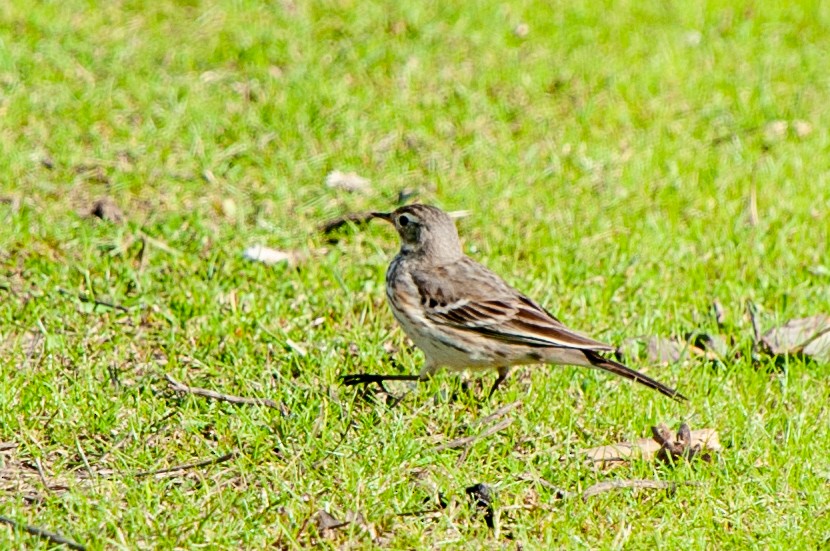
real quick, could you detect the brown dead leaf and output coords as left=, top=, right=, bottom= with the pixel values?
left=313, top=509, right=381, bottom=542
left=652, top=423, right=714, bottom=464
left=0, top=196, right=21, bottom=213
left=314, top=510, right=347, bottom=538
left=617, top=336, right=689, bottom=364
left=618, top=333, right=727, bottom=364
left=647, top=337, right=686, bottom=363
left=89, top=197, right=124, bottom=223
left=582, top=426, right=720, bottom=468
left=686, top=332, right=730, bottom=360
left=760, top=315, right=830, bottom=363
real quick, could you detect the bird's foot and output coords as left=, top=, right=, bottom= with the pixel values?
left=340, top=373, right=420, bottom=406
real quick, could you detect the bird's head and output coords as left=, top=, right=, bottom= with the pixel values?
left=372, top=204, right=462, bottom=263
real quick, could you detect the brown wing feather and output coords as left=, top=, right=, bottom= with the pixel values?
left=411, top=258, right=614, bottom=351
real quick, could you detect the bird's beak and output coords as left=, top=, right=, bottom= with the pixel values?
left=371, top=212, right=393, bottom=223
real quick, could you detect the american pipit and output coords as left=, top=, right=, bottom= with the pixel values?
left=342, top=204, right=686, bottom=401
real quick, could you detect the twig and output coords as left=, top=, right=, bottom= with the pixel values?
left=58, top=288, right=129, bottom=313
left=136, top=230, right=182, bottom=256
left=395, top=508, right=445, bottom=519
left=134, top=451, right=237, bottom=478
left=516, top=473, right=569, bottom=499
left=0, top=515, right=86, bottom=550
left=34, top=458, right=52, bottom=494
left=433, top=417, right=514, bottom=452
left=319, top=212, right=375, bottom=235
left=746, top=300, right=761, bottom=343
left=165, top=374, right=281, bottom=409
left=24, top=331, right=43, bottom=365
left=471, top=401, right=522, bottom=428
left=75, top=438, right=95, bottom=481
left=582, top=479, right=698, bottom=501
left=711, top=299, right=725, bottom=328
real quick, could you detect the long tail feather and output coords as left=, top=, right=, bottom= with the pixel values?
left=583, top=350, right=687, bottom=402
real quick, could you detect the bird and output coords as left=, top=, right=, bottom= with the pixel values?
left=341, top=204, right=686, bottom=402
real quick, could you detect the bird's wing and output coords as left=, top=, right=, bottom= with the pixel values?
left=410, top=258, right=614, bottom=351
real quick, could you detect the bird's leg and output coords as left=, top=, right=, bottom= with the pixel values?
left=341, top=373, right=421, bottom=388
left=487, top=367, right=511, bottom=398
left=341, top=373, right=421, bottom=407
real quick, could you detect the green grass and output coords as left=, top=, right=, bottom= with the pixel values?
left=2, top=0, right=830, bottom=548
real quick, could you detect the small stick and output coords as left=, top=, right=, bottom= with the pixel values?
left=582, top=479, right=698, bottom=501
left=471, top=401, right=522, bottom=428
left=516, top=473, right=569, bottom=499
left=165, top=374, right=281, bottom=409
left=134, top=451, right=237, bottom=478
left=746, top=300, right=761, bottom=344
left=711, top=299, right=725, bottom=328
left=34, top=458, right=52, bottom=495
left=0, top=515, right=86, bottom=550
left=320, top=212, right=375, bottom=234
left=433, top=417, right=514, bottom=452
left=58, top=288, right=129, bottom=313
left=75, top=439, right=95, bottom=481
left=136, top=230, right=182, bottom=256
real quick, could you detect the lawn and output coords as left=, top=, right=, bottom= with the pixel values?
left=1, top=0, right=829, bottom=548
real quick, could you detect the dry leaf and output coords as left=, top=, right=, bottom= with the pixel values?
left=89, top=197, right=124, bottom=223
left=617, top=336, right=688, bottom=364
left=652, top=423, right=714, bottom=464
left=314, top=510, right=346, bottom=538
left=242, top=245, right=296, bottom=266
left=314, top=509, right=379, bottom=542
left=687, top=332, right=730, bottom=359
left=764, top=120, right=788, bottom=140
left=325, top=170, right=371, bottom=193
left=760, top=315, right=830, bottom=363
left=646, top=337, right=686, bottom=363
left=582, top=428, right=720, bottom=468
left=793, top=120, right=813, bottom=138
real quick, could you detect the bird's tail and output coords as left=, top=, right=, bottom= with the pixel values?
left=583, top=350, right=687, bottom=402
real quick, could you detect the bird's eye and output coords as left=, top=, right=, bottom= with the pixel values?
left=398, top=214, right=410, bottom=227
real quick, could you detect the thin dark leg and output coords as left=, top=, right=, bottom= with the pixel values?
left=487, top=367, right=510, bottom=398
left=340, top=373, right=421, bottom=389
left=341, top=373, right=421, bottom=404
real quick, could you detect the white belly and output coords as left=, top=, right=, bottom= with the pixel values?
left=389, top=298, right=495, bottom=371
